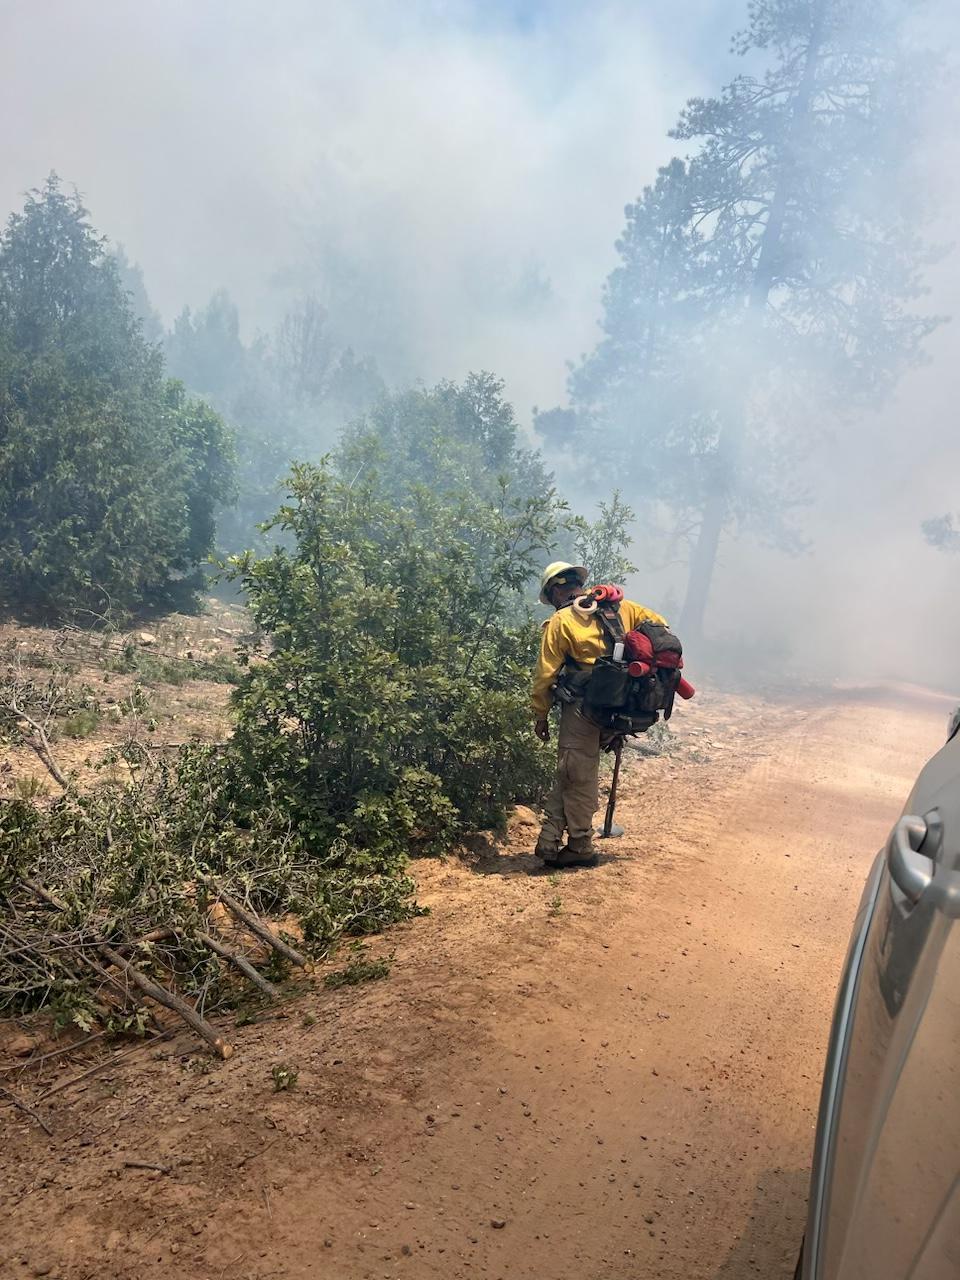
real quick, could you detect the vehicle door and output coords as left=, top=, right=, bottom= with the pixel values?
left=811, top=727, right=960, bottom=1280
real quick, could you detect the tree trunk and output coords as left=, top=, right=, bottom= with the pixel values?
left=682, top=0, right=827, bottom=642
left=678, top=491, right=725, bottom=644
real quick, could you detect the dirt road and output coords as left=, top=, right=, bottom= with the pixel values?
left=2, top=686, right=952, bottom=1280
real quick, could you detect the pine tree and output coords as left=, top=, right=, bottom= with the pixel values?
left=0, top=176, right=233, bottom=619
left=548, top=0, right=940, bottom=639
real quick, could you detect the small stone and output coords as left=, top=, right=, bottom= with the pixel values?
left=137, top=631, right=158, bottom=645
left=401, top=1245, right=412, bottom=1257
left=490, top=1219, right=506, bottom=1230
left=32, top=1266, right=54, bottom=1278
left=9, top=1034, right=38, bottom=1057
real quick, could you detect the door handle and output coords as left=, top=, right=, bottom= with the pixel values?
left=887, top=814, right=937, bottom=904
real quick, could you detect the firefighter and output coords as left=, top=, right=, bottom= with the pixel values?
left=532, top=561, right=668, bottom=867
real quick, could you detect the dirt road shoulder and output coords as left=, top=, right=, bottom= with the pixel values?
left=1, top=688, right=948, bottom=1280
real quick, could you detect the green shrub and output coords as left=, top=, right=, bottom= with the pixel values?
left=225, top=460, right=559, bottom=865
left=324, top=948, right=392, bottom=988
left=271, top=1062, right=298, bottom=1092
left=60, top=707, right=101, bottom=738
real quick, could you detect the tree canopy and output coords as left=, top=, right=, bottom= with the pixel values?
left=337, top=371, right=550, bottom=506
left=0, top=176, right=234, bottom=620
left=542, top=0, right=941, bottom=638
left=165, top=290, right=384, bottom=555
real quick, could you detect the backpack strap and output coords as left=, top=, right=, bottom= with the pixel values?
left=596, top=603, right=626, bottom=653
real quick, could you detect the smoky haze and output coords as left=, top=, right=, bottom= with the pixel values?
left=0, top=0, right=726, bottom=403
left=2, top=0, right=958, bottom=691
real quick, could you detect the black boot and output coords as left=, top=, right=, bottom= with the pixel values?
left=542, top=845, right=599, bottom=869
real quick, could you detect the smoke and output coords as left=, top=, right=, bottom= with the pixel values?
left=2, top=0, right=959, bottom=691
left=702, top=7, right=960, bottom=693
left=0, top=0, right=728, bottom=410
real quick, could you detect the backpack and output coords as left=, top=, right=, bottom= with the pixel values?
left=579, top=604, right=684, bottom=734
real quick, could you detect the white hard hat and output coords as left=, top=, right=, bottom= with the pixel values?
left=539, top=561, right=588, bottom=606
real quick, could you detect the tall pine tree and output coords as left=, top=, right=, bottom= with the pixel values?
left=547, top=0, right=940, bottom=638
left=0, top=176, right=234, bottom=619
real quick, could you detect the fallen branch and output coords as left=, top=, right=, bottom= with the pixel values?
left=76, top=953, right=159, bottom=1026
left=0, top=1084, right=54, bottom=1136
left=205, top=882, right=307, bottom=968
left=197, top=932, right=280, bottom=999
left=18, top=879, right=231, bottom=1059
left=1, top=697, right=69, bottom=790
left=97, top=944, right=233, bottom=1060
left=123, top=927, right=178, bottom=948
left=19, top=876, right=68, bottom=912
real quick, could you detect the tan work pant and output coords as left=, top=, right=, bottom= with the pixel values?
left=536, top=702, right=610, bottom=855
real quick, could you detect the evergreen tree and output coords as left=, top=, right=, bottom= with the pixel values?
left=545, top=0, right=940, bottom=638
left=165, top=291, right=384, bottom=554
left=112, top=246, right=164, bottom=344
left=922, top=513, right=960, bottom=554
left=338, top=372, right=550, bottom=506
left=0, top=176, right=234, bottom=620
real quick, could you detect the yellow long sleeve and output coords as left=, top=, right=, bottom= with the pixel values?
left=531, top=599, right=667, bottom=717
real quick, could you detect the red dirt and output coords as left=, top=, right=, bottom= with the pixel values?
left=1, top=683, right=951, bottom=1280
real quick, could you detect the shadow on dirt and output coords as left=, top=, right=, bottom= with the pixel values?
left=710, top=1166, right=807, bottom=1280
left=464, top=842, right=626, bottom=878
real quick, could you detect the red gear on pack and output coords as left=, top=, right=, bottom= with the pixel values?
left=624, top=630, right=654, bottom=663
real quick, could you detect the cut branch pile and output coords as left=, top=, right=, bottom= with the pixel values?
left=1, top=873, right=307, bottom=1059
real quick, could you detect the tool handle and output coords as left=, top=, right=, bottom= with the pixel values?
left=602, top=736, right=624, bottom=838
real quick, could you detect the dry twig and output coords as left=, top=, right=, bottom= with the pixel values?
left=38, top=1033, right=170, bottom=1101
left=0, top=1083, right=54, bottom=1136
left=0, top=669, right=70, bottom=789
